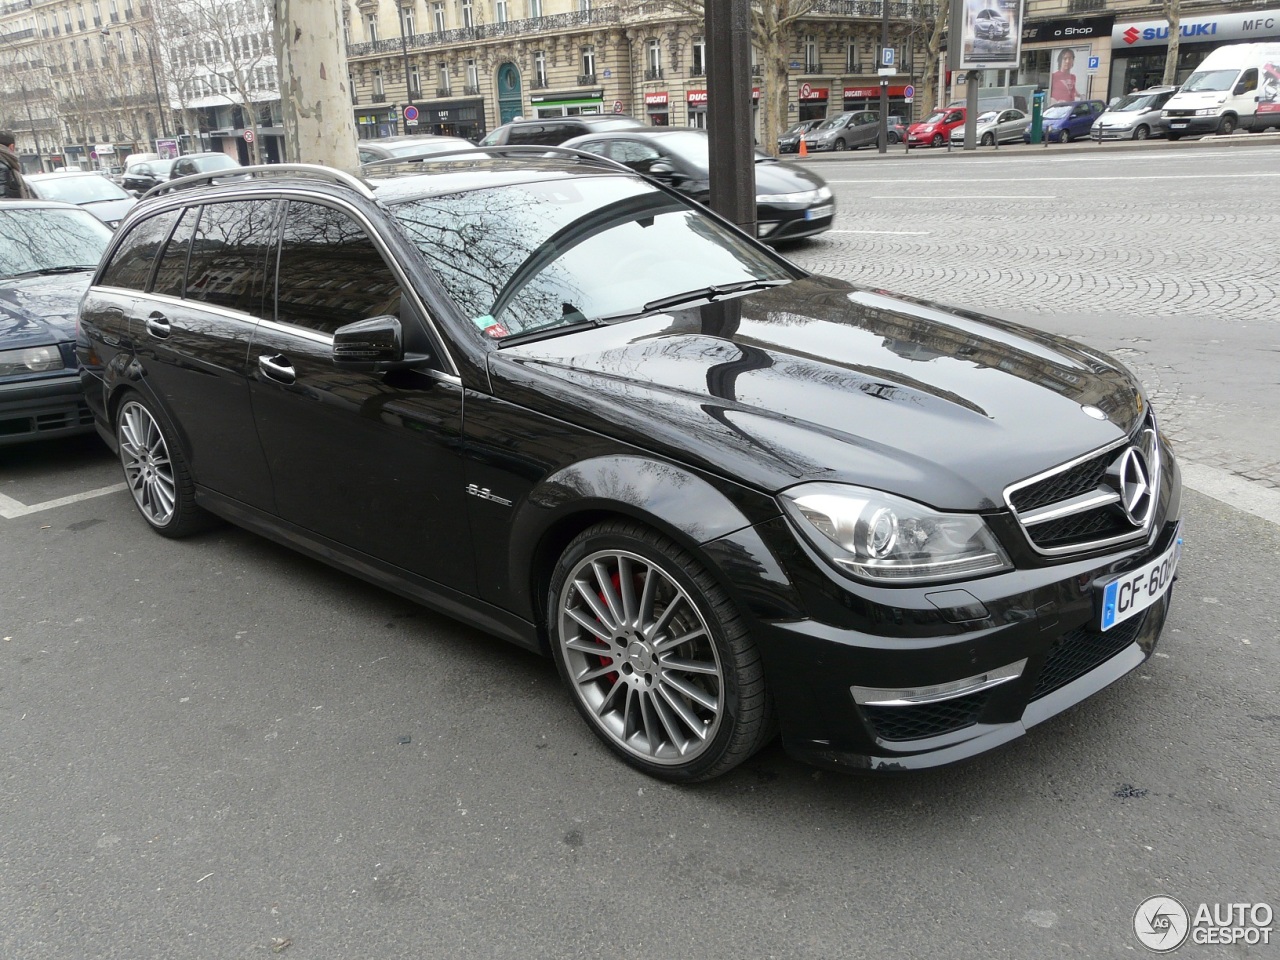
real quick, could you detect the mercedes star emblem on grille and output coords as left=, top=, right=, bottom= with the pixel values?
left=1115, top=447, right=1153, bottom=526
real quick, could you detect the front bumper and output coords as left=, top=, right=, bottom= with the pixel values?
left=0, top=369, right=94, bottom=446
left=1165, top=115, right=1217, bottom=135
left=706, top=451, right=1182, bottom=773
left=757, top=200, right=835, bottom=243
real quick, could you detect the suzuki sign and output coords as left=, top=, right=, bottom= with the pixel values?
left=1112, top=9, right=1280, bottom=47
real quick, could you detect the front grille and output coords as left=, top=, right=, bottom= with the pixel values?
left=1005, top=416, right=1159, bottom=557
left=1031, top=613, right=1147, bottom=701
left=863, top=690, right=989, bottom=742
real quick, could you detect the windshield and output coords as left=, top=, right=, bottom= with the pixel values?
left=0, top=208, right=112, bottom=279
left=194, top=154, right=240, bottom=172
left=1110, top=94, right=1154, bottom=112
left=816, top=116, right=847, bottom=131
left=1043, top=105, right=1071, bottom=119
left=922, top=112, right=945, bottom=124
left=1182, top=69, right=1238, bottom=92
left=390, top=175, right=793, bottom=340
left=30, top=175, right=130, bottom=204
left=977, top=111, right=999, bottom=124
left=784, top=122, right=812, bottom=135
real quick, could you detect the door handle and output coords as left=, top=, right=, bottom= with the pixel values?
left=145, top=314, right=171, bottom=339
left=258, top=354, right=296, bottom=385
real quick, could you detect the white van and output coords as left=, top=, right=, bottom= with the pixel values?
left=1162, top=43, right=1280, bottom=138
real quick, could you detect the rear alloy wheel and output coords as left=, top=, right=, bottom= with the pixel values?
left=549, top=521, right=773, bottom=782
left=115, top=393, right=211, bottom=538
left=1134, top=124, right=1150, bottom=141
left=981, top=133, right=995, bottom=146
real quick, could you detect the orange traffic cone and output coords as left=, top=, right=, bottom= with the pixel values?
left=798, top=137, right=809, bottom=158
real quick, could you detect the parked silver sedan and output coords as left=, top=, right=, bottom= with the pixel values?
left=950, top=108, right=1030, bottom=147
left=1090, top=86, right=1178, bottom=141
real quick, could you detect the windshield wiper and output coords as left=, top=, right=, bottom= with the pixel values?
left=14, top=266, right=97, bottom=277
left=641, top=278, right=790, bottom=314
left=495, top=318, right=603, bottom=348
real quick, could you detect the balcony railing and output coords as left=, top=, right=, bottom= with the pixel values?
left=689, top=66, right=705, bottom=77
left=407, top=86, right=422, bottom=100
left=436, top=86, right=451, bottom=97
left=463, top=83, right=480, bottom=95
left=577, top=73, right=596, bottom=85
left=1067, top=0, right=1104, bottom=10
left=346, top=5, right=620, bottom=57
left=531, top=78, right=548, bottom=89
left=803, top=61, right=821, bottom=73
left=371, top=91, right=387, bottom=102
left=644, top=67, right=663, bottom=80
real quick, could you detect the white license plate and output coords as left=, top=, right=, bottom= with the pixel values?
left=1099, top=529, right=1182, bottom=631
left=806, top=205, right=834, bottom=221
left=1170, top=121, right=1188, bottom=128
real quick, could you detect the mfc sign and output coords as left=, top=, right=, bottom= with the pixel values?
left=1114, top=9, right=1279, bottom=46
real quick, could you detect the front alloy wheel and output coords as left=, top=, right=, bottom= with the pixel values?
left=550, top=522, right=772, bottom=781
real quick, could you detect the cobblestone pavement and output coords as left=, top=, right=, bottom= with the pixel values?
left=784, top=145, right=1280, bottom=488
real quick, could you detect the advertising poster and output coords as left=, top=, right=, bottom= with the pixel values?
left=155, top=138, right=180, bottom=160
left=951, top=0, right=1025, bottom=69
left=1261, top=59, right=1280, bottom=119
left=1048, top=45, right=1091, bottom=103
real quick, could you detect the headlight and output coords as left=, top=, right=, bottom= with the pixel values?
left=780, top=482, right=1012, bottom=584
left=0, top=345, right=65, bottom=376
left=757, top=187, right=829, bottom=207
left=1195, top=108, right=1218, bottom=116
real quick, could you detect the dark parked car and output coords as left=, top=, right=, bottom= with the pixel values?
left=77, top=158, right=1182, bottom=782
left=1025, top=100, right=1107, bottom=143
left=357, top=134, right=477, bottom=164
left=562, top=127, right=833, bottom=243
left=1, top=201, right=112, bottom=445
left=25, top=171, right=137, bottom=228
left=479, top=114, right=645, bottom=147
left=777, top=119, right=822, bottom=153
left=122, top=158, right=176, bottom=196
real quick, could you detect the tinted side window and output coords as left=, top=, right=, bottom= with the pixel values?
left=275, top=201, right=403, bottom=335
left=184, top=200, right=280, bottom=315
left=509, top=124, right=567, bottom=146
left=151, top=206, right=199, bottom=297
left=99, top=209, right=180, bottom=291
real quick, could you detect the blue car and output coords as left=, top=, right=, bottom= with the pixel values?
left=1025, top=99, right=1107, bottom=143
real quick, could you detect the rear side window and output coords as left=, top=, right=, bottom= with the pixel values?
left=151, top=207, right=199, bottom=297
left=509, top=123, right=568, bottom=146
left=98, top=209, right=181, bottom=291
left=274, top=201, right=403, bottom=335
left=184, top=200, right=280, bottom=315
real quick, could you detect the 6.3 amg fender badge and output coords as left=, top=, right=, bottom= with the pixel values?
left=466, top=483, right=512, bottom=506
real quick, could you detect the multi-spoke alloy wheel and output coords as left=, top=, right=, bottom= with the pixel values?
left=115, top=394, right=210, bottom=538
left=550, top=521, right=772, bottom=781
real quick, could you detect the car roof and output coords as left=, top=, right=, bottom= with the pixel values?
left=0, top=198, right=94, bottom=212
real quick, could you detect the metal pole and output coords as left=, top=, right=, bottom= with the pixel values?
left=878, top=0, right=889, bottom=153
left=400, top=6, right=414, bottom=123
left=147, top=39, right=170, bottom=138
left=19, top=81, right=44, bottom=172
left=705, top=0, right=755, bottom=237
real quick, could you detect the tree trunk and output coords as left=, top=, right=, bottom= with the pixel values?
left=755, top=7, right=786, bottom=156
left=273, top=0, right=360, bottom=171
left=1162, top=0, right=1181, bottom=86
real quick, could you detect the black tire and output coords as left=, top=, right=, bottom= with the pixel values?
left=834, top=138, right=846, bottom=151
left=1058, top=128, right=1071, bottom=143
left=1134, top=124, right=1150, bottom=141
left=1216, top=115, right=1236, bottom=136
left=887, top=131, right=900, bottom=144
left=931, top=134, right=944, bottom=147
left=548, top=519, right=774, bottom=782
left=114, top=391, right=213, bottom=538
left=981, top=133, right=995, bottom=146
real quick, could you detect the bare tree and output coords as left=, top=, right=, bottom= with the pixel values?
left=1161, top=0, right=1181, bottom=86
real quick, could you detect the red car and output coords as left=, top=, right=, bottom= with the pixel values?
left=907, top=107, right=966, bottom=147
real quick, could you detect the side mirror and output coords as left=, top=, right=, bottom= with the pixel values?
left=647, top=160, right=678, bottom=179
left=333, top=315, right=429, bottom=372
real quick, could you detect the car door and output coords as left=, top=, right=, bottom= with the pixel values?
left=124, top=200, right=278, bottom=509
left=851, top=112, right=879, bottom=147
left=246, top=198, right=474, bottom=593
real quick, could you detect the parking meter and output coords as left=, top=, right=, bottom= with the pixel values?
left=1030, top=90, right=1046, bottom=144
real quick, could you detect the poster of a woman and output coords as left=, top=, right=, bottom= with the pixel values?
left=1049, top=46, right=1090, bottom=104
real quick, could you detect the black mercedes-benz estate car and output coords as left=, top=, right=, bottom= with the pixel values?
left=77, top=153, right=1182, bottom=782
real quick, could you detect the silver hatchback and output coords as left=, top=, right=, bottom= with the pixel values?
left=1091, top=87, right=1179, bottom=141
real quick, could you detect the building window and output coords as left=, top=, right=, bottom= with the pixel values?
left=494, top=0, right=507, bottom=23
left=534, top=49, right=547, bottom=87
left=646, top=39, right=661, bottom=80
left=366, top=13, right=378, bottom=42
left=846, top=40, right=858, bottom=73
left=581, top=45, right=595, bottom=78
left=691, top=36, right=705, bottom=76
left=373, top=69, right=384, bottom=96
left=804, top=35, right=817, bottom=73
left=438, top=62, right=451, bottom=94
left=409, top=64, right=420, bottom=97
left=460, top=0, right=473, bottom=28
left=576, top=0, right=590, bottom=11
left=400, top=6, right=415, bottom=36
left=528, top=0, right=541, bottom=16
left=432, top=2, right=445, bottom=31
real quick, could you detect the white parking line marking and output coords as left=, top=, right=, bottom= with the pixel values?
left=1180, top=464, right=1280, bottom=528
left=866, top=195, right=1056, bottom=200
left=0, top=483, right=128, bottom=519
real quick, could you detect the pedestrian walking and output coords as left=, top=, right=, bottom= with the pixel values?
left=0, top=131, right=33, bottom=199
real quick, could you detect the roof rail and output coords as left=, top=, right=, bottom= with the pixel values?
left=359, top=144, right=634, bottom=177
left=143, top=163, right=376, bottom=202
